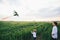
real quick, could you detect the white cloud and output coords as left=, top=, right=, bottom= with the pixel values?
left=0, top=0, right=60, bottom=21
left=37, top=7, right=60, bottom=18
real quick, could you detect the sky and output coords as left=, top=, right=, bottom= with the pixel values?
left=0, top=0, right=60, bottom=21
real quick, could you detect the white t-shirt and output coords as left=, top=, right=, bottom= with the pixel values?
left=32, top=32, right=36, bottom=38
left=52, top=26, right=58, bottom=39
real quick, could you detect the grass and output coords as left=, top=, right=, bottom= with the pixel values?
left=0, top=21, right=60, bottom=40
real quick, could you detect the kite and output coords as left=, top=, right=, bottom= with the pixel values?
left=1, top=10, right=19, bottom=20
left=14, top=10, right=19, bottom=16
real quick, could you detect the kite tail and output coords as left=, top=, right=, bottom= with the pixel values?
left=1, top=16, right=12, bottom=20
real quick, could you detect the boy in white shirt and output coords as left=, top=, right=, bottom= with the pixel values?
left=52, top=22, right=58, bottom=40
left=31, top=28, right=37, bottom=40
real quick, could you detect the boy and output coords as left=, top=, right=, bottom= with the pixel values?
left=31, top=28, right=37, bottom=40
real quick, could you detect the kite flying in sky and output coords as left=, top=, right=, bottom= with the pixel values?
left=1, top=10, right=19, bottom=20
left=14, top=10, right=19, bottom=16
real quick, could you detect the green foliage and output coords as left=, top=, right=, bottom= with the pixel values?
left=0, top=21, right=60, bottom=40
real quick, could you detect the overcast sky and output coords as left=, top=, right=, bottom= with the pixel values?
left=0, top=0, right=60, bottom=21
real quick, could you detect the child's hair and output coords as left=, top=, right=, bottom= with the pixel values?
left=33, top=28, right=37, bottom=32
left=53, top=22, right=57, bottom=26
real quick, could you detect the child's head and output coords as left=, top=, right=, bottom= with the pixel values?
left=33, top=28, right=37, bottom=32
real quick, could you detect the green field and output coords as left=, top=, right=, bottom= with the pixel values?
left=0, top=21, right=60, bottom=40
